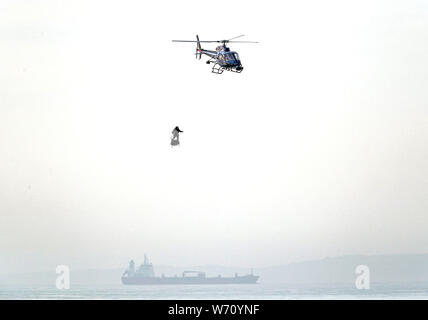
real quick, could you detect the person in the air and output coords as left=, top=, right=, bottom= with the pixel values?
left=171, top=126, right=183, bottom=146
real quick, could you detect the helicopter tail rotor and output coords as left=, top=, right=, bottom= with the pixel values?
left=195, top=35, right=202, bottom=59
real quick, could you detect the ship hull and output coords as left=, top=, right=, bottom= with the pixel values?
left=122, top=275, right=259, bottom=285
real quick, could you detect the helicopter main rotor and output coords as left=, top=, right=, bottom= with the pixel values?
left=172, top=34, right=258, bottom=44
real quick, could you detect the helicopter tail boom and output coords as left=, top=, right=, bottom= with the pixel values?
left=195, top=35, right=202, bottom=59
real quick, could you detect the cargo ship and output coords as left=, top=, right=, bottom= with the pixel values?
left=121, top=255, right=259, bottom=285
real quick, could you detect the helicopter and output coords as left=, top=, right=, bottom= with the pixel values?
left=172, top=35, right=258, bottom=74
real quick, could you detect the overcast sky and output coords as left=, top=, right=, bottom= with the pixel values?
left=0, top=0, right=427, bottom=273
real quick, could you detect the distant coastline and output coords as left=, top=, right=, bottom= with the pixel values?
left=1, top=253, right=428, bottom=286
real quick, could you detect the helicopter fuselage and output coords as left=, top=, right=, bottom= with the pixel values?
left=200, top=46, right=243, bottom=72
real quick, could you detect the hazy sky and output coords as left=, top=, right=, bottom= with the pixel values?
left=0, top=0, right=427, bottom=273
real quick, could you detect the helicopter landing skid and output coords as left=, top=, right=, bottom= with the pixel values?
left=211, top=63, right=224, bottom=74
left=207, top=59, right=243, bottom=74
left=227, top=66, right=244, bottom=73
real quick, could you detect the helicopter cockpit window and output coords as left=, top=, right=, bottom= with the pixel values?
left=224, top=53, right=236, bottom=62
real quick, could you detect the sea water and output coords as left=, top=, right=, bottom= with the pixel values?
left=1, top=282, right=427, bottom=300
